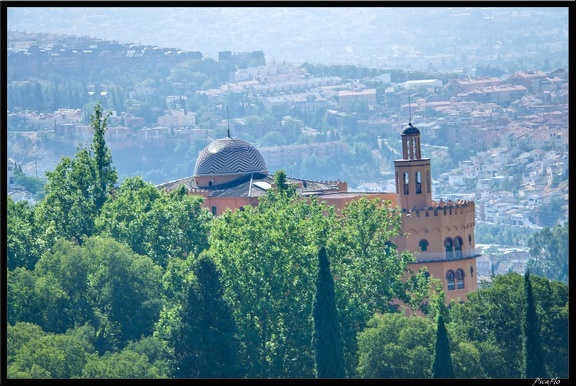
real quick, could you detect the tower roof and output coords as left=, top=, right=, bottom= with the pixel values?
left=193, top=137, right=268, bottom=177
left=401, top=123, right=420, bottom=136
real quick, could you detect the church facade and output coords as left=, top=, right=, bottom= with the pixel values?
left=157, top=123, right=479, bottom=302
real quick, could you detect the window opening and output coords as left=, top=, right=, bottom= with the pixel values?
left=419, top=239, right=429, bottom=252
left=416, top=171, right=422, bottom=194
left=456, top=269, right=465, bottom=289
left=444, top=238, right=453, bottom=258
left=455, top=236, right=463, bottom=258
left=446, top=270, right=455, bottom=290
left=403, top=172, right=409, bottom=194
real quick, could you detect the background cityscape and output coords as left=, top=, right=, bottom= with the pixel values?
left=4, top=5, right=569, bottom=380
left=6, top=5, right=569, bottom=282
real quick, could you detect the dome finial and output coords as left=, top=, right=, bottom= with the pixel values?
left=227, top=105, right=231, bottom=138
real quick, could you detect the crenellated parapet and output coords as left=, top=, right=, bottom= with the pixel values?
left=398, top=198, right=477, bottom=243
left=401, top=199, right=476, bottom=218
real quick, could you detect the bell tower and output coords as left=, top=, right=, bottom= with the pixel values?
left=394, top=122, right=433, bottom=210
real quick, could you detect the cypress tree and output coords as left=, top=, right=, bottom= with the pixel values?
left=173, top=255, right=240, bottom=378
left=431, top=315, right=454, bottom=378
left=522, top=271, right=547, bottom=378
left=312, top=246, right=346, bottom=378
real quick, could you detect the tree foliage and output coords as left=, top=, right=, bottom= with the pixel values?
left=7, top=323, right=96, bottom=379
left=8, top=236, right=163, bottom=355
left=526, top=222, right=568, bottom=283
left=172, top=254, right=240, bottom=378
left=95, top=177, right=212, bottom=269
left=81, top=350, right=164, bottom=379
left=7, top=197, right=44, bottom=270
left=312, top=246, right=346, bottom=378
left=448, top=272, right=568, bottom=378
left=356, top=313, right=435, bottom=378
left=431, top=315, right=454, bottom=378
left=89, top=102, right=117, bottom=212
left=207, top=191, right=332, bottom=378
left=522, top=271, right=547, bottom=378
left=35, top=102, right=117, bottom=245
left=208, top=189, right=428, bottom=378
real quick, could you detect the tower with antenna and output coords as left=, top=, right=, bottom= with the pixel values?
left=392, top=96, right=479, bottom=303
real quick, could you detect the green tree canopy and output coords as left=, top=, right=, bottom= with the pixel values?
left=448, top=272, right=568, bottom=378
left=7, top=197, right=44, bottom=270
left=81, top=350, right=164, bottom=378
left=7, top=323, right=95, bottom=379
left=526, top=222, right=568, bottom=283
left=207, top=192, right=332, bottom=378
left=207, top=189, right=430, bottom=378
left=356, top=313, right=435, bottom=378
left=9, top=236, right=164, bottom=354
left=95, top=178, right=212, bottom=269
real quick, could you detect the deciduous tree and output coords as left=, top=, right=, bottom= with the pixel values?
left=356, top=312, right=435, bottom=378
left=7, top=197, right=44, bottom=270
left=448, top=272, right=568, bottom=378
left=36, top=102, right=117, bottom=245
left=95, top=177, right=212, bottom=269
left=526, top=223, right=568, bottom=283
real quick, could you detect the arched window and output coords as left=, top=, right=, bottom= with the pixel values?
left=403, top=172, right=409, bottom=194
left=426, top=170, right=431, bottom=193
left=396, top=172, right=399, bottom=194
left=470, top=266, right=474, bottom=278
left=454, top=236, right=463, bottom=258
left=468, top=234, right=472, bottom=246
left=424, top=271, right=430, bottom=282
left=444, top=238, right=453, bottom=258
left=446, top=270, right=455, bottom=290
left=419, top=239, right=429, bottom=252
left=456, top=269, right=465, bottom=289
left=415, top=171, right=422, bottom=194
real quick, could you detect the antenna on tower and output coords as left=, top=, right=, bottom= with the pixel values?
left=227, top=105, right=231, bottom=138
left=408, top=96, right=412, bottom=125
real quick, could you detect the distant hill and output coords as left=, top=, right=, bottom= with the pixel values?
left=7, top=7, right=568, bottom=70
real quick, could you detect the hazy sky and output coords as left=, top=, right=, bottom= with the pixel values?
left=7, top=6, right=569, bottom=67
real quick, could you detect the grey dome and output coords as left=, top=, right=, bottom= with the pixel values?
left=194, top=137, right=268, bottom=177
left=402, top=123, right=420, bottom=135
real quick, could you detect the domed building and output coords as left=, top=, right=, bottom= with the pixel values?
left=193, top=136, right=269, bottom=188
left=157, top=134, right=372, bottom=216
left=158, top=124, right=479, bottom=302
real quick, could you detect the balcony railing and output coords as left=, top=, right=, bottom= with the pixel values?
left=411, top=248, right=481, bottom=263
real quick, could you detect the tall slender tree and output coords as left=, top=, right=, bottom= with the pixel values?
left=312, top=246, right=346, bottom=379
left=173, top=254, right=240, bottom=378
left=522, top=271, right=547, bottom=378
left=37, top=102, right=117, bottom=245
left=431, top=314, right=454, bottom=378
left=90, top=102, right=117, bottom=213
